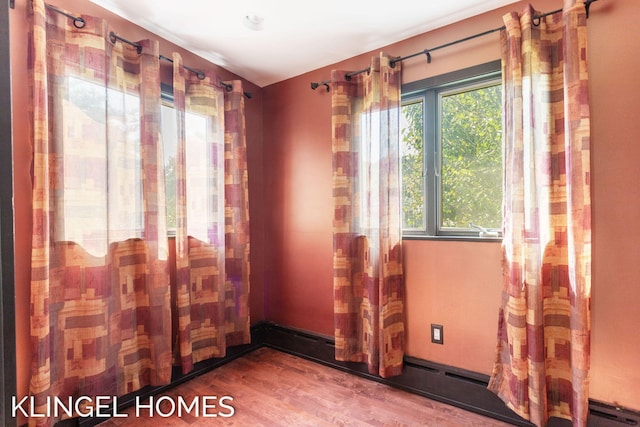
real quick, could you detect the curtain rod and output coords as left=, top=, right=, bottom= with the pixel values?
left=310, top=0, right=599, bottom=92
left=38, top=3, right=252, bottom=99
left=159, top=54, right=205, bottom=80
left=158, top=55, right=253, bottom=99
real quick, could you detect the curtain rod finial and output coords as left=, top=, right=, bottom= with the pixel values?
left=310, top=82, right=330, bottom=92
left=585, top=0, right=598, bottom=18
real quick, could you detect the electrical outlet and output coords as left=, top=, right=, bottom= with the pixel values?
left=431, top=324, right=444, bottom=344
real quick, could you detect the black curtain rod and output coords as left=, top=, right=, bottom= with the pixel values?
left=45, top=3, right=86, bottom=28
left=109, top=31, right=142, bottom=54
left=158, top=55, right=253, bottom=99
left=311, top=0, right=599, bottom=92
left=159, top=54, right=206, bottom=81
left=38, top=3, right=252, bottom=99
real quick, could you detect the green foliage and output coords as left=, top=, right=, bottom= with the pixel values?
left=401, top=102, right=425, bottom=229
left=401, top=83, right=502, bottom=232
left=165, top=155, right=176, bottom=229
left=441, top=84, right=502, bottom=229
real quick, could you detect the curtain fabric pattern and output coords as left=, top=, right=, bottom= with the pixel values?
left=331, top=53, right=404, bottom=378
left=172, top=54, right=251, bottom=374
left=28, top=1, right=251, bottom=423
left=488, top=2, right=592, bottom=426
left=222, top=80, right=252, bottom=350
left=29, top=0, right=171, bottom=425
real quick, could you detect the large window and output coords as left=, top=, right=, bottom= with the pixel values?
left=401, top=61, right=503, bottom=239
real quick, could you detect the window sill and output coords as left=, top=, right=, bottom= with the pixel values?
left=402, top=234, right=502, bottom=243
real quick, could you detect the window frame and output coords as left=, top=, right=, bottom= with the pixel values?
left=401, top=60, right=503, bottom=241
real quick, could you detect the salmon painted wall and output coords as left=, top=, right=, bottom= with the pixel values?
left=263, top=0, right=640, bottom=412
left=9, top=0, right=265, bottom=419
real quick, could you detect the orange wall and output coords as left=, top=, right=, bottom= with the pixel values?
left=263, top=0, right=640, bottom=412
left=9, top=0, right=265, bottom=419
left=9, top=0, right=640, bottom=420
left=587, top=0, right=640, bottom=409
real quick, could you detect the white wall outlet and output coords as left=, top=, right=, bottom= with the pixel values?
left=431, top=324, right=444, bottom=344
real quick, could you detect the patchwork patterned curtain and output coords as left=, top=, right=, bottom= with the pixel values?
left=28, top=0, right=171, bottom=425
left=172, top=54, right=250, bottom=374
left=488, top=1, right=592, bottom=426
left=331, top=53, right=404, bottom=378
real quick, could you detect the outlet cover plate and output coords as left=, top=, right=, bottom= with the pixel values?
left=431, top=324, right=444, bottom=344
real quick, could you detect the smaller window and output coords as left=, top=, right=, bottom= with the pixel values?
left=401, top=61, right=503, bottom=239
left=160, top=85, right=222, bottom=241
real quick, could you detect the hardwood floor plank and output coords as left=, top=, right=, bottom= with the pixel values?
left=97, top=348, right=514, bottom=426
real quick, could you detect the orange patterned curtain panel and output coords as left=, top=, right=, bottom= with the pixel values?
left=488, top=1, right=592, bottom=426
left=171, top=54, right=251, bottom=374
left=28, top=0, right=171, bottom=425
left=331, top=53, right=405, bottom=378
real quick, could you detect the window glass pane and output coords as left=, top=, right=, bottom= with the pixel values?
left=161, top=104, right=177, bottom=231
left=440, top=83, right=502, bottom=231
left=61, top=76, right=144, bottom=256
left=161, top=104, right=221, bottom=241
left=184, top=111, right=213, bottom=243
left=400, top=100, right=425, bottom=230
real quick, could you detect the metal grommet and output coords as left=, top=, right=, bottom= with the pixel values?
left=73, top=17, right=85, bottom=29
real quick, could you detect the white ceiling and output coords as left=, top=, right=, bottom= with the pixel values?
left=88, top=0, right=519, bottom=87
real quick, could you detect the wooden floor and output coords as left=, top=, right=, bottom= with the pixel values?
left=98, top=347, right=514, bottom=426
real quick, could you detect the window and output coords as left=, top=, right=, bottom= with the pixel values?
left=58, top=76, right=144, bottom=256
left=161, top=85, right=224, bottom=241
left=400, top=61, right=503, bottom=239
